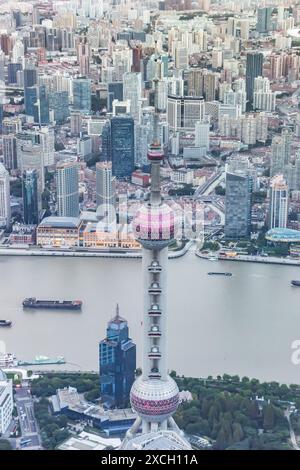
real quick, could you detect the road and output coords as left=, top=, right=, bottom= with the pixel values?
left=285, top=410, right=300, bottom=451
left=207, top=202, right=225, bottom=225
left=15, top=383, right=41, bottom=450
left=194, top=170, right=225, bottom=197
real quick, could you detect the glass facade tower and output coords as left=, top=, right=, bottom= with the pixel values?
left=99, top=305, right=136, bottom=408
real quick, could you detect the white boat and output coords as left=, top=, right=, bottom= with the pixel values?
left=0, top=352, right=17, bottom=368
left=208, top=255, right=218, bottom=261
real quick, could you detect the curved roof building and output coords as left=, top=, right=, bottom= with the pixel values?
left=266, top=228, right=300, bottom=243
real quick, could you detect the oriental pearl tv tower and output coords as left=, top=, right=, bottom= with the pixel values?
left=121, top=80, right=191, bottom=450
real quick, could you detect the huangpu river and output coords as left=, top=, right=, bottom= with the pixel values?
left=1, top=252, right=300, bottom=384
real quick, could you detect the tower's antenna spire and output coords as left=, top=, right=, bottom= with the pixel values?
left=116, top=303, right=119, bottom=319
left=148, top=68, right=163, bottom=206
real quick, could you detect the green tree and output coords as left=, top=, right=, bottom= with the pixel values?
left=0, top=439, right=12, bottom=450
left=232, top=422, right=244, bottom=442
left=263, top=404, right=275, bottom=430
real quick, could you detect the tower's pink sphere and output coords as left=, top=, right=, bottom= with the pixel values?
left=130, top=376, right=180, bottom=422
left=133, top=203, right=175, bottom=245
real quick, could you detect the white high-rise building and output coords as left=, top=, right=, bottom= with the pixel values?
left=112, top=99, right=131, bottom=116
left=253, top=76, right=276, bottom=112
left=233, top=78, right=247, bottom=113
left=239, top=115, right=257, bottom=146
left=123, top=72, right=142, bottom=122
left=96, top=161, right=116, bottom=224
left=17, top=140, right=45, bottom=205
left=0, top=370, right=13, bottom=435
left=175, top=45, right=188, bottom=70
left=12, top=39, right=24, bottom=63
left=256, top=113, right=268, bottom=143
left=0, top=164, right=11, bottom=229
left=56, top=160, right=79, bottom=218
left=71, top=0, right=103, bottom=19
left=167, top=95, right=205, bottom=131
left=212, top=48, right=223, bottom=69
left=195, top=118, right=210, bottom=152
left=271, top=135, right=285, bottom=177
left=37, top=127, right=55, bottom=167
left=3, top=135, right=17, bottom=170
left=269, top=175, right=289, bottom=229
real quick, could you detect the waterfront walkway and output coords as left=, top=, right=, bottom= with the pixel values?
left=196, top=251, right=300, bottom=266
left=0, top=240, right=193, bottom=260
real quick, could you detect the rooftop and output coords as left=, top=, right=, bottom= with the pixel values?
left=58, top=431, right=121, bottom=451
left=38, top=216, right=81, bottom=229
left=122, top=430, right=191, bottom=450
left=265, top=228, right=300, bottom=243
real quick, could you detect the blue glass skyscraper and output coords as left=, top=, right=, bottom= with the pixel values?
left=246, top=52, right=263, bottom=102
left=101, top=121, right=111, bottom=161
left=225, top=171, right=252, bottom=239
left=23, top=67, right=37, bottom=88
left=34, top=85, right=50, bottom=125
left=7, top=63, right=22, bottom=85
left=107, top=82, right=123, bottom=112
left=49, top=91, right=69, bottom=124
left=99, top=305, right=136, bottom=408
left=111, top=116, right=135, bottom=178
left=24, top=86, right=37, bottom=118
left=72, top=78, right=91, bottom=113
left=22, top=169, right=39, bottom=225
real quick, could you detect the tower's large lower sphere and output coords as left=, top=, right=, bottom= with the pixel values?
left=133, top=203, right=175, bottom=249
left=130, top=376, right=180, bottom=422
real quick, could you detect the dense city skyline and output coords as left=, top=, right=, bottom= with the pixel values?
left=1, top=0, right=300, bottom=457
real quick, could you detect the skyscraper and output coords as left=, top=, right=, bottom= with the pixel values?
left=76, top=37, right=90, bottom=76
left=24, top=67, right=38, bottom=120
left=0, top=163, right=11, bottom=229
left=23, top=66, right=37, bottom=88
left=22, top=170, right=39, bottom=225
left=253, top=76, right=276, bottom=112
left=111, top=116, right=135, bottom=178
left=107, top=82, right=123, bottom=112
left=269, top=175, right=288, bottom=229
left=56, top=161, right=79, bottom=217
left=49, top=91, right=70, bottom=124
left=270, top=128, right=292, bottom=178
left=282, top=127, right=292, bottom=167
left=195, top=118, right=210, bottom=152
left=17, top=141, right=45, bottom=208
left=123, top=72, right=142, bottom=121
left=35, top=85, right=50, bottom=125
left=167, top=95, right=205, bottom=131
left=24, top=86, right=37, bottom=119
left=121, top=80, right=191, bottom=451
left=7, top=63, right=22, bottom=85
left=246, top=52, right=263, bottom=102
left=257, top=7, right=272, bottom=33
left=0, top=370, right=13, bottom=435
left=225, top=171, right=252, bottom=239
left=70, top=112, right=83, bottom=136
left=99, top=305, right=136, bottom=408
left=101, top=121, right=111, bottom=161
left=72, top=78, right=91, bottom=113
left=3, top=135, right=17, bottom=170
left=271, top=135, right=284, bottom=177
left=96, top=161, right=116, bottom=223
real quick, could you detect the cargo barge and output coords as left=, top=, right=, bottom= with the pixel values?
left=23, top=298, right=82, bottom=310
left=0, top=320, right=12, bottom=327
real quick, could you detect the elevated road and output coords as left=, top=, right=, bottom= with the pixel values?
left=194, top=170, right=225, bottom=197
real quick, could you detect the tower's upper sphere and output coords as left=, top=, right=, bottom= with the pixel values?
left=147, top=142, right=164, bottom=161
left=133, top=202, right=175, bottom=249
left=130, top=376, right=180, bottom=422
